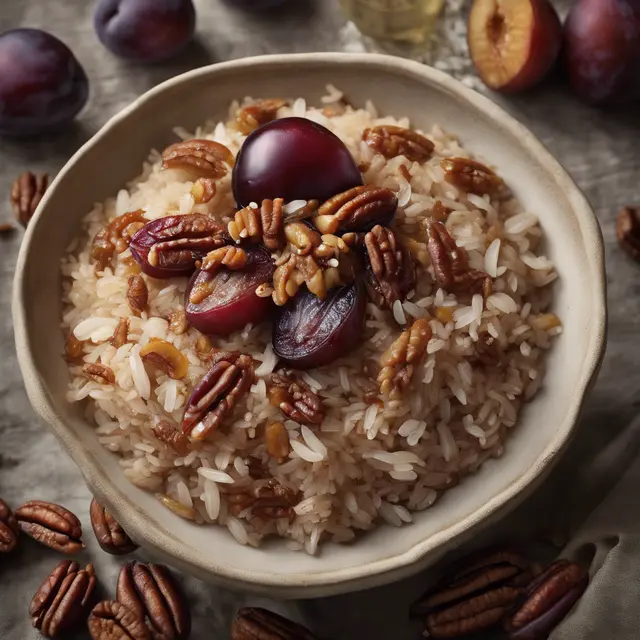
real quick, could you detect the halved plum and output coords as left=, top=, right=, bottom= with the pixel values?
left=232, top=117, right=363, bottom=208
left=273, top=282, right=366, bottom=369
left=185, top=246, right=275, bottom=335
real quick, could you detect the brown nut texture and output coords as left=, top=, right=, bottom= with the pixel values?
left=11, top=171, right=49, bottom=226
left=15, top=500, right=84, bottom=554
left=162, top=139, right=234, bottom=178
left=116, top=561, right=191, bottom=640
left=88, top=600, right=150, bottom=640
left=30, top=560, right=97, bottom=638
left=0, top=498, right=19, bottom=553
left=268, top=373, right=325, bottom=426
left=90, top=498, right=138, bottom=555
left=363, top=125, right=434, bottom=162
left=231, top=607, right=317, bottom=640
left=617, top=206, right=640, bottom=262
left=441, top=157, right=507, bottom=197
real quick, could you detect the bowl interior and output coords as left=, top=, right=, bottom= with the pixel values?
left=14, top=55, right=605, bottom=596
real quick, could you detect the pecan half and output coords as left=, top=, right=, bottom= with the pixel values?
left=231, top=607, right=317, bottom=640
left=236, top=98, right=288, bottom=134
left=228, top=198, right=286, bottom=251
left=11, top=171, right=49, bottom=227
left=194, top=334, right=213, bottom=360
left=314, top=185, right=398, bottom=234
left=200, top=245, right=248, bottom=273
left=90, top=498, right=138, bottom=556
left=285, top=221, right=322, bottom=256
left=441, top=157, right=508, bottom=197
left=167, top=308, right=189, bottom=335
left=617, top=206, right=640, bottom=262
left=30, top=560, right=97, bottom=638
left=363, top=225, right=415, bottom=309
left=126, top=275, right=148, bottom=316
left=152, top=420, right=189, bottom=455
left=15, top=501, right=84, bottom=554
left=265, top=421, right=290, bottom=461
left=110, top=318, right=129, bottom=348
left=0, top=498, right=19, bottom=553
left=65, top=333, right=86, bottom=361
left=91, top=210, right=147, bottom=269
left=504, top=559, right=588, bottom=640
left=117, top=561, right=191, bottom=640
left=426, top=221, right=492, bottom=297
left=83, top=363, right=116, bottom=385
left=182, top=351, right=254, bottom=440
left=162, top=139, right=234, bottom=178
left=190, top=177, right=217, bottom=204
left=140, top=339, right=189, bottom=380
left=226, top=479, right=300, bottom=521
left=88, top=600, right=150, bottom=640
left=411, top=548, right=534, bottom=639
left=378, top=318, right=432, bottom=399
left=268, top=373, right=324, bottom=426
left=363, top=125, right=434, bottom=162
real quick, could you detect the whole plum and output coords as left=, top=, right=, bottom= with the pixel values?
left=564, top=0, right=640, bottom=104
left=94, top=0, right=196, bottom=63
left=0, top=29, right=89, bottom=137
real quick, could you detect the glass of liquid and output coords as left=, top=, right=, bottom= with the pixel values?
left=339, top=0, right=445, bottom=45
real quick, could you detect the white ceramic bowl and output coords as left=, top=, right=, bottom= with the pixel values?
left=13, top=53, right=606, bottom=598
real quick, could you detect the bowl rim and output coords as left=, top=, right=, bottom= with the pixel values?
left=12, top=52, right=607, bottom=597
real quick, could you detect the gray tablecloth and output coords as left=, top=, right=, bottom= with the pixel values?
left=1, top=1, right=639, bottom=638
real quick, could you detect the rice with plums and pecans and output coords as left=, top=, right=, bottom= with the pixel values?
left=61, top=86, right=560, bottom=554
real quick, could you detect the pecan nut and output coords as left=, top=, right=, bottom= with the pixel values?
left=504, top=559, right=588, bottom=640
left=90, top=498, right=138, bottom=556
left=363, top=125, right=434, bottom=162
left=152, top=419, right=189, bottom=455
left=10, top=171, right=49, bottom=227
left=182, top=351, right=254, bottom=440
left=231, top=607, right=316, bottom=640
left=190, top=177, right=217, bottom=204
left=426, top=221, right=492, bottom=297
left=30, top=560, right=97, bottom=638
left=411, top=548, right=534, bottom=639
left=314, top=185, right=398, bottom=234
left=441, top=157, right=508, bottom=197
left=127, top=275, right=149, bottom=317
left=15, top=501, right=84, bottom=554
left=140, top=338, right=189, bottom=380
left=236, top=98, right=288, bottom=134
left=363, top=225, right=415, bottom=309
left=265, top=421, right=290, bottom=461
left=0, top=498, right=19, bottom=553
left=88, top=600, right=150, bottom=640
left=91, top=210, right=147, bottom=270
left=200, top=245, right=248, bottom=273
left=83, top=363, right=116, bottom=385
left=167, top=308, right=189, bottom=335
left=268, top=373, right=324, bottom=425
left=162, top=139, right=235, bottom=178
left=110, top=318, right=129, bottom=348
left=378, top=318, right=432, bottom=399
left=226, top=479, right=300, bottom=521
left=285, top=221, right=322, bottom=256
left=116, top=561, right=191, bottom=640
left=617, top=206, right=640, bottom=262
left=228, top=199, right=286, bottom=251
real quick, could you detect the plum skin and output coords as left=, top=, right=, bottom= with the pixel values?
left=0, top=29, right=89, bottom=137
left=94, top=0, right=196, bottom=63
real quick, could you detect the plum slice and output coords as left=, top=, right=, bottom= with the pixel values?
left=185, top=246, right=275, bottom=335
left=273, top=282, right=366, bottom=369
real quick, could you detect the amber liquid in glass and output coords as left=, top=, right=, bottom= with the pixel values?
left=340, top=0, right=445, bottom=44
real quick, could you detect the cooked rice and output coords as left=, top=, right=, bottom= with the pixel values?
left=61, top=86, right=560, bottom=554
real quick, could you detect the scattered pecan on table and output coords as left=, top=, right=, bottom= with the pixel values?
left=140, top=338, right=189, bottom=380
left=89, top=497, right=138, bottom=556
left=182, top=350, right=254, bottom=440
left=10, top=171, right=49, bottom=227
left=363, top=224, right=416, bottom=309
left=231, top=607, right=317, bottom=640
left=441, top=157, right=509, bottom=198
left=82, top=363, right=116, bottom=385
left=30, top=560, right=97, bottom=638
left=162, top=139, right=235, bottom=178
left=363, top=125, right=434, bottom=162
left=91, top=209, right=147, bottom=270
left=313, top=185, right=398, bottom=234
left=378, top=317, right=432, bottom=399
left=617, top=206, right=640, bottom=262
left=268, top=372, right=325, bottom=426
left=504, top=559, right=589, bottom=640
left=236, top=98, right=288, bottom=135
left=426, top=220, right=492, bottom=297
left=116, top=561, right=191, bottom=640
left=15, top=500, right=84, bottom=554
left=0, top=498, right=19, bottom=553
left=88, top=600, right=150, bottom=640
left=228, top=198, right=286, bottom=250
left=0, top=222, right=15, bottom=234
left=225, top=478, right=300, bottom=521
left=411, top=548, right=535, bottom=639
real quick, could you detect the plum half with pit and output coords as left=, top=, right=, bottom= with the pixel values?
left=185, top=246, right=275, bottom=336
left=273, top=283, right=367, bottom=369
left=0, top=29, right=89, bottom=137
left=233, top=117, right=363, bottom=208
left=94, top=0, right=196, bottom=63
